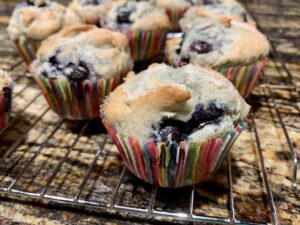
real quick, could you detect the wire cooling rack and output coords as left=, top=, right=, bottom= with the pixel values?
left=0, top=1, right=299, bottom=225
left=0, top=52, right=298, bottom=225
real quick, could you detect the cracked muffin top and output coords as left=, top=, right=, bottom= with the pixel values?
left=30, top=24, right=133, bottom=81
left=69, top=0, right=116, bottom=24
left=102, top=63, right=250, bottom=145
left=103, top=0, right=170, bottom=31
left=166, top=21, right=270, bottom=68
left=7, top=0, right=81, bottom=42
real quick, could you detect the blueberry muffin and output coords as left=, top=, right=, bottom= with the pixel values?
left=31, top=24, right=133, bottom=120
left=103, top=0, right=171, bottom=61
left=0, top=70, right=13, bottom=130
left=155, top=0, right=221, bottom=31
left=7, top=0, right=81, bottom=65
left=180, top=0, right=255, bottom=31
left=166, top=21, right=270, bottom=97
left=102, top=63, right=249, bottom=187
left=69, top=0, right=116, bottom=26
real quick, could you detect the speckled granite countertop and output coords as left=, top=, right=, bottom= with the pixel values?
left=0, top=0, right=299, bottom=225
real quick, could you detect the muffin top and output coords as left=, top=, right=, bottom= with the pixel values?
left=180, top=0, right=255, bottom=31
left=155, top=0, right=223, bottom=9
left=104, top=0, right=170, bottom=31
left=69, top=0, right=114, bottom=23
left=0, top=70, right=12, bottom=92
left=31, top=24, right=133, bottom=81
left=103, top=63, right=250, bottom=145
left=167, top=21, right=270, bottom=68
left=7, top=0, right=81, bottom=42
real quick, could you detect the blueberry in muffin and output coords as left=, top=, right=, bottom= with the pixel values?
left=104, top=0, right=170, bottom=31
left=31, top=24, right=133, bottom=81
left=69, top=0, right=115, bottom=27
left=167, top=21, right=270, bottom=68
left=30, top=24, right=133, bottom=120
left=7, top=0, right=81, bottom=43
left=103, top=0, right=171, bottom=61
left=102, top=63, right=250, bottom=145
left=7, top=0, right=81, bottom=65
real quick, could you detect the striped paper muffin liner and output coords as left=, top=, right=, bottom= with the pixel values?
left=166, top=53, right=268, bottom=98
left=15, top=39, right=41, bottom=66
left=34, top=74, right=124, bottom=120
left=0, top=79, right=14, bottom=130
left=121, top=29, right=169, bottom=62
left=164, top=6, right=189, bottom=32
left=102, top=119, right=248, bottom=188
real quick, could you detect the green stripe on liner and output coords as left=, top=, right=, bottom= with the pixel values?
left=183, top=142, right=197, bottom=186
left=142, top=143, right=153, bottom=184
left=40, top=77, right=57, bottom=112
left=119, top=134, right=136, bottom=175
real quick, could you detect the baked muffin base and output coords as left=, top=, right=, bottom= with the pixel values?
left=122, top=29, right=169, bottom=62
left=102, top=119, right=248, bottom=188
left=164, top=6, right=189, bottom=32
left=15, top=39, right=41, bottom=66
left=166, top=50, right=268, bottom=98
left=34, top=75, right=124, bottom=120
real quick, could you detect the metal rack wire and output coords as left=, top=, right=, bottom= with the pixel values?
left=0, top=1, right=299, bottom=224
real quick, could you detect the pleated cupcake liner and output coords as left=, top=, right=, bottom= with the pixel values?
left=121, top=29, right=169, bottom=62
left=15, top=39, right=41, bottom=66
left=164, top=7, right=189, bottom=32
left=34, top=74, right=124, bottom=120
left=102, top=119, right=248, bottom=188
left=166, top=52, right=267, bottom=98
left=0, top=81, right=14, bottom=130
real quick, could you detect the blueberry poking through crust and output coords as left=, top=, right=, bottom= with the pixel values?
left=157, top=126, right=182, bottom=142
left=27, top=0, right=47, bottom=7
left=189, top=40, right=212, bottom=54
left=203, top=0, right=213, bottom=4
left=241, top=12, right=248, bottom=22
left=151, top=103, right=224, bottom=144
left=203, top=0, right=221, bottom=4
left=27, top=0, right=35, bottom=5
left=49, top=55, right=58, bottom=66
left=80, top=0, right=101, bottom=5
left=68, top=62, right=89, bottom=82
left=189, top=103, right=224, bottom=126
left=117, top=5, right=135, bottom=24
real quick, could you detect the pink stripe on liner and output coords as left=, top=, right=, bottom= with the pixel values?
left=205, top=139, right=222, bottom=179
left=147, top=142, right=159, bottom=185
left=104, top=122, right=131, bottom=168
left=124, top=137, right=139, bottom=175
left=180, top=142, right=190, bottom=184
left=133, top=139, right=148, bottom=182
left=211, top=135, right=231, bottom=172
